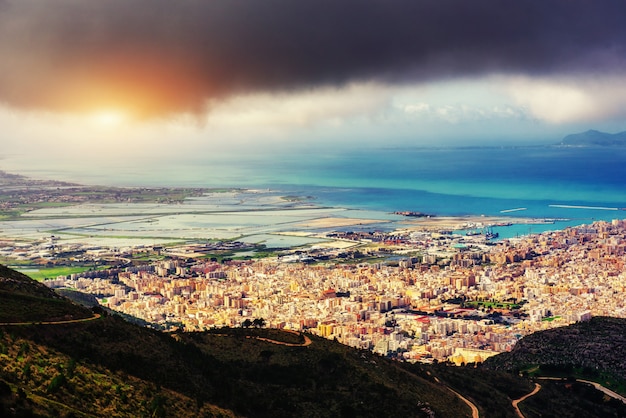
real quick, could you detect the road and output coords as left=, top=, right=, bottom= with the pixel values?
left=251, top=332, right=312, bottom=347
left=536, top=376, right=626, bottom=404
left=0, top=313, right=101, bottom=326
left=448, top=387, right=480, bottom=418
left=433, top=376, right=480, bottom=418
left=512, top=383, right=541, bottom=418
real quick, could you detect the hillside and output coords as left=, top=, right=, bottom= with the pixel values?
left=560, top=129, right=626, bottom=146
left=0, top=265, right=93, bottom=323
left=484, top=317, right=626, bottom=382
left=0, top=264, right=470, bottom=417
left=484, top=317, right=626, bottom=416
left=3, top=265, right=626, bottom=417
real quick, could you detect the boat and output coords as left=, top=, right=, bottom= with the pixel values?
left=485, top=228, right=499, bottom=240
left=393, top=211, right=433, bottom=217
left=485, top=231, right=499, bottom=240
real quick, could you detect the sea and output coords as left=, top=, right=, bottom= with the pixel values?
left=4, top=144, right=626, bottom=240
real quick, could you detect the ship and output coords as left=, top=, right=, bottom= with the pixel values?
left=485, top=227, right=499, bottom=240
left=393, top=211, right=434, bottom=218
left=466, top=227, right=499, bottom=240
left=485, top=231, right=499, bottom=240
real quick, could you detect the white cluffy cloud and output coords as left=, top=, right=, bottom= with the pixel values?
left=401, top=102, right=525, bottom=124
left=503, top=75, right=626, bottom=124
left=206, top=83, right=392, bottom=128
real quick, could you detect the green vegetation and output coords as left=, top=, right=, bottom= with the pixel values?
left=542, top=315, right=562, bottom=322
left=45, top=186, right=207, bottom=205
left=520, top=379, right=626, bottom=418
left=16, top=266, right=94, bottom=282
left=0, top=265, right=92, bottom=323
left=465, top=300, right=522, bottom=310
left=248, top=250, right=279, bottom=259
left=0, top=170, right=210, bottom=220
left=0, top=291, right=93, bottom=323
left=176, top=330, right=469, bottom=417
left=408, top=363, right=534, bottom=418
left=1, top=315, right=470, bottom=417
left=518, top=365, right=626, bottom=395
left=484, top=317, right=626, bottom=395
left=0, top=203, right=76, bottom=220
left=0, top=331, right=235, bottom=417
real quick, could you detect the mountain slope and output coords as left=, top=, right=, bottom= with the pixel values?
left=483, top=316, right=626, bottom=418
left=4, top=264, right=626, bottom=417
left=0, top=264, right=470, bottom=417
left=484, top=317, right=626, bottom=383
left=0, top=265, right=93, bottom=323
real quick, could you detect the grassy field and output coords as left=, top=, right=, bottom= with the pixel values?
left=15, top=267, right=98, bottom=282
left=466, top=300, right=522, bottom=310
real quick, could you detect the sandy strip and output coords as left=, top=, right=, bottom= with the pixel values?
left=293, top=217, right=387, bottom=229
left=399, top=215, right=551, bottom=231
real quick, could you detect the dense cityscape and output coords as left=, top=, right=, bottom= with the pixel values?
left=26, top=217, right=626, bottom=366
left=2, top=170, right=626, bottom=367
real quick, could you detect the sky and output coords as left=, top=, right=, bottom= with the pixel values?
left=1, top=0, right=626, bottom=181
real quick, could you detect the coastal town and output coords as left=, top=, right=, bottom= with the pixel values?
left=28, top=217, right=626, bottom=366
left=3, top=170, right=626, bottom=365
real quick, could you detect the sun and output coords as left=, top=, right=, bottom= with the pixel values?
left=89, top=109, right=128, bottom=127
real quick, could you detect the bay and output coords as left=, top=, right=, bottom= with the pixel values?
left=4, top=145, right=626, bottom=239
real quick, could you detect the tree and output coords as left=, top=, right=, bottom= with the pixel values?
left=252, top=318, right=266, bottom=328
left=242, top=319, right=252, bottom=328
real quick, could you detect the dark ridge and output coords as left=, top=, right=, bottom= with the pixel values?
left=484, top=317, right=626, bottom=388
left=0, top=265, right=92, bottom=323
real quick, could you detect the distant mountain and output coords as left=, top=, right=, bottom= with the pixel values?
left=561, top=129, right=626, bottom=146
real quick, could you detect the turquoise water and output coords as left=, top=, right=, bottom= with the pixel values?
left=255, top=145, right=626, bottom=215
left=5, top=144, right=626, bottom=238
left=171, top=145, right=626, bottom=238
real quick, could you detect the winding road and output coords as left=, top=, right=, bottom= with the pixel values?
left=0, top=313, right=101, bottom=326
left=512, top=383, right=541, bottom=418
left=249, top=331, right=312, bottom=347
left=537, top=377, right=626, bottom=404
left=433, top=376, right=480, bottom=418
left=513, top=377, right=626, bottom=418
left=449, top=387, right=480, bottom=418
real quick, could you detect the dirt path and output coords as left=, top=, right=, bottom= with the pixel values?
left=0, top=313, right=101, bottom=326
left=512, top=383, right=541, bottom=418
left=577, top=379, right=626, bottom=404
left=537, top=377, right=626, bottom=404
left=251, top=330, right=312, bottom=347
left=448, top=387, right=480, bottom=418
left=432, top=376, right=479, bottom=418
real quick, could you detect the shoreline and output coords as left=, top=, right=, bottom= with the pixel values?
left=396, top=215, right=561, bottom=232
left=1, top=166, right=624, bottom=247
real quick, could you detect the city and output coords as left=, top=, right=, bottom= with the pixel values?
left=32, top=216, right=626, bottom=366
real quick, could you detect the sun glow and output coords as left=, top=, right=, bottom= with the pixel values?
left=89, top=110, right=128, bottom=127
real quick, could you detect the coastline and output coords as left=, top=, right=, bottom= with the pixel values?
left=2, top=166, right=625, bottom=247
left=397, top=215, right=554, bottom=232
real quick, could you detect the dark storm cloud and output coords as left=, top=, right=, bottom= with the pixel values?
left=0, top=0, right=624, bottom=117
